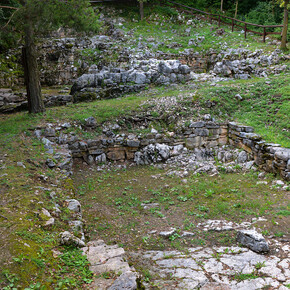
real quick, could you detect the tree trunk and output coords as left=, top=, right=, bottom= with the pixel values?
left=221, top=0, right=223, bottom=12
left=139, top=1, right=144, bottom=21
left=22, top=21, right=45, bottom=113
left=281, top=0, right=289, bottom=49
left=235, top=1, right=238, bottom=18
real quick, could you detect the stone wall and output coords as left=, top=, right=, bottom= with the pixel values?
left=0, top=88, right=73, bottom=113
left=228, top=122, right=290, bottom=181
left=67, top=120, right=228, bottom=162
left=51, top=119, right=289, bottom=180
left=70, top=59, right=192, bottom=98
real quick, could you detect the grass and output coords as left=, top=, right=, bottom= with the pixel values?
left=73, top=164, right=289, bottom=253
left=195, top=75, right=290, bottom=147
left=100, top=2, right=280, bottom=55
left=233, top=272, right=260, bottom=282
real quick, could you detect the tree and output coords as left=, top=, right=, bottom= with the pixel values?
left=278, top=0, right=289, bottom=49
left=234, top=0, right=238, bottom=18
left=1, top=0, right=99, bottom=113
left=139, top=0, right=144, bottom=20
left=138, top=0, right=148, bottom=21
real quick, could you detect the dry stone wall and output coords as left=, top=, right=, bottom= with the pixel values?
left=47, top=119, right=289, bottom=181
left=228, top=122, right=290, bottom=181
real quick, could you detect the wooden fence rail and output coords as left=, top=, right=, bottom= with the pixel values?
left=164, top=0, right=284, bottom=43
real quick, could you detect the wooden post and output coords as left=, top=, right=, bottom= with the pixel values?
left=263, top=27, right=266, bottom=43
left=218, top=15, right=221, bottom=27
left=231, top=19, right=234, bottom=32
left=244, top=23, right=247, bottom=39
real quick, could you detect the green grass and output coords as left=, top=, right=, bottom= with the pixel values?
left=196, top=75, right=290, bottom=147
left=73, top=165, right=289, bottom=253
left=233, top=272, right=260, bottom=282
left=114, top=3, right=279, bottom=54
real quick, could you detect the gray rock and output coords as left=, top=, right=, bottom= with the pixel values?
left=127, top=140, right=140, bottom=147
left=159, top=228, right=176, bottom=238
left=181, top=231, right=195, bottom=237
left=171, top=145, right=184, bottom=156
left=95, top=153, right=106, bottom=164
left=179, top=64, right=190, bottom=74
left=69, top=220, right=83, bottom=232
left=237, top=151, right=248, bottom=163
left=244, top=161, right=255, bottom=170
left=41, top=208, right=55, bottom=227
left=203, top=114, right=212, bottom=121
left=84, top=154, right=94, bottom=165
left=135, top=143, right=170, bottom=165
left=237, top=230, right=269, bottom=253
left=59, top=231, right=85, bottom=247
left=46, top=159, right=56, bottom=168
left=34, top=129, right=42, bottom=139
left=85, top=117, right=96, bottom=127
left=43, top=128, right=56, bottom=137
left=186, top=136, right=202, bottom=149
left=17, top=161, right=26, bottom=168
left=195, top=128, right=209, bottom=137
left=135, top=72, right=147, bottom=84
left=58, top=158, right=72, bottom=171
left=158, top=61, right=172, bottom=75
left=107, top=272, right=137, bottom=290
left=83, top=240, right=132, bottom=275
left=65, top=199, right=81, bottom=213
left=42, top=137, right=53, bottom=149
left=235, top=94, right=243, bottom=101
left=189, top=121, right=205, bottom=128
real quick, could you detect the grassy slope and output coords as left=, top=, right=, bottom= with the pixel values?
left=196, top=75, right=290, bottom=147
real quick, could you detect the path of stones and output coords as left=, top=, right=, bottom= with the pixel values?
left=83, top=238, right=289, bottom=289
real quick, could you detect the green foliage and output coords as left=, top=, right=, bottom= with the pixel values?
left=245, top=1, right=282, bottom=31
left=13, top=0, right=100, bottom=34
left=0, top=0, right=99, bottom=51
left=233, top=272, right=260, bottom=281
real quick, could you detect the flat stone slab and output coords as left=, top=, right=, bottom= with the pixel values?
left=141, top=245, right=290, bottom=289
left=83, top=240, right=137, bottom=289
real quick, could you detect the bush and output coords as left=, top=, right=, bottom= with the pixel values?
left=245, top=2, right=281, bottom=26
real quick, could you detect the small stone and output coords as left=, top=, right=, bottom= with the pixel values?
left=141, top=203, right=159, bottom=210
left=65, top=199, right=81, bottom=213
left=85, top=117, right=96, bottom=127
left=59, top=231, right=85, bottom=247
left=17, top=162, right=26, bottom=168
left=95, top=153, right=106, bottom=164
left=159, top=228, right=176, bottom=238
left=272, top=180, right=285, bottom=187
left=235, top=94, right=243, bottom=101
left=237, top=151, right=248, bottom=163
left=181, top=231, right=195, bottom=237
left=46, top=159, right=56, bottom=168
left=41, top=208, right=55, bottom=227
left=203, top=114, right=211, bottom=121
left=258, top=172, right=266, bottom=179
